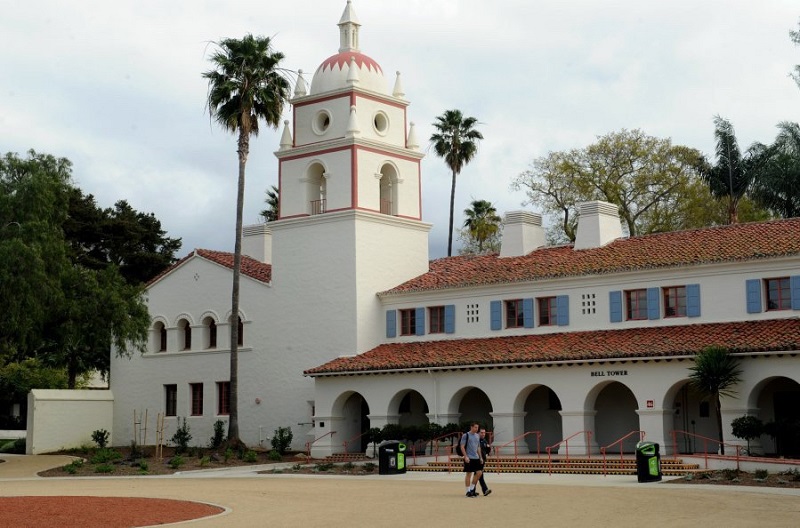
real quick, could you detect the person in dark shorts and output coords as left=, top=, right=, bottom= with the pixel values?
left=459, top=422, right=483, bottom=497
left=477, top=427, right=492, bottom=496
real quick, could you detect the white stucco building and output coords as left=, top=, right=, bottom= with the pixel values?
left=111, top=1, right=800, bottom=458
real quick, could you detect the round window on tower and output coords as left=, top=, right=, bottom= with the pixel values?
left=373, top=111, right=389, bottom=136
left=312, top=110, right=332, bottom=135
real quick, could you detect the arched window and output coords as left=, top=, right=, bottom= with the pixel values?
left=378, top=163, right=399, bottom=215
left=179, top=319, right=192, bottom=350
left=307, top=163, right=327, bottom=215
left=154, top=322, right=167, bottom=352
left=204, top=317, right=217, bottom=349
left=238, top=316, right=244, bottom=347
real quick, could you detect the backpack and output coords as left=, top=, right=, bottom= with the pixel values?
left=455, top=434, right=467, bottom=457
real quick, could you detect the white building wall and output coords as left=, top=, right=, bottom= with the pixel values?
left=293, top=95, right=351, bottom=146
left=355, top=150, right=419, bottom=217
left=27, top=389, right=113, bottom=454
left=353, top=96, right=407, bottom=146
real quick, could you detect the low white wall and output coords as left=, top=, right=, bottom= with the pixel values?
left=26, top=389, right=114, bottom=454
left=0, top=430, right=26, bottom=439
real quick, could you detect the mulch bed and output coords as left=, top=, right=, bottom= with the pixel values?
left=666, top=469, right=800, bottom=488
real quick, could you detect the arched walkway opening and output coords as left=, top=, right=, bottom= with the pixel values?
left=590, top=381, right=639, bottom=452
left=336, top=392, right=370, bottom=453
left=451, top=387, right=493, bottom=430
left=520, top=385, right=562, bottom=453
left=750, top=376, right=800, bottom=456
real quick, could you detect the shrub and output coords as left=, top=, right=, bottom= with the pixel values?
left=170, top=418, right=192, bottom=454
left=731, top=416, right=763, bottom=453
left=314, top=462, right=334, bottom=472
left=138, top=460, right=149, bottom=471
left=62, top=459, right=84, bottom=474
left=291, top=463, right=304, bottom=471
left=224, top=448, right=233, bottom=463
left=129, top=440, right=143, bottom=460
left=209, top=420, right=226, bottom=449
left=754, top=469, right=769, bottom=480
left=722, top=468, right=740, bottom=481
left=91, top=429, right=109, bottom=449
left=94, top=464, right=114, bottom=473
left=270, top=426, right=293, bottom=455
left=268, top=450, right=283, bottom=461
left=169, top=456, right=185, bottom=469
left=363, top=462, right=376, bottom=473
left=199, top=456, right=211, bottom=467
left=780, top=468, right=800, bottom=481
left=0, top=438, right=26, bottom=454
left=243, top=450, right=258, bottom=463
left=342, top=461, right=354, bottom=471
left=91, top=448, right=122, bottom=464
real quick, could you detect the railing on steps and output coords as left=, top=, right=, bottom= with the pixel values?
left=305, top=431, right=336, bottom=463
left=342, top=430, right=370, bottom=456
left=546, top=430, right=593, bottom=475
left=671, top=429, right=744, bottom=470
left=600, top=430, right=645, bottom=476
left=492, top=430, right=542, bottom=468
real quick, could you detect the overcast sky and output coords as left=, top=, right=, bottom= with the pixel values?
left=2, top=1, right=798, bottom=259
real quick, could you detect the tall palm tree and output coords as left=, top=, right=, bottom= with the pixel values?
left=751, top=122, right=800, bottom=219
left=203, top=34, right=289, bottom=446
left=463, top=199, right=501, bottom=253
left=430, top=110, right=483, bottom=256
left=699, top=116, right=767, bottom=224
left=260, top=185, right=280, bottom=222
left=688, top=346, right=742, bottom=455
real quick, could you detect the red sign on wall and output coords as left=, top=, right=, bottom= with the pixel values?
left=646, top=400, right=654, bottom=408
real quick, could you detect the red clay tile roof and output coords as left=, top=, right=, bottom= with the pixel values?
left=383, top=218, right=800, bottom=294
left=147, top=249, right=272, bottom=286
left=304, top=318, right=800, bottom=376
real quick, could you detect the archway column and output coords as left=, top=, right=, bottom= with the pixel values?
left=721, top=407, right=762, bottom=455
left=429, top=413, right=461, bottom=427
left=636, top=408, right=672, bottom=455
left=557, top=410, right=598, bottom=455
left=489, top=412, right=526, bottom=455
left=309, top=415, right=345, bottom=458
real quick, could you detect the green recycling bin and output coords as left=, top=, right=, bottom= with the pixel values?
left=378, top=441, right=407, bottom=475
left=635, top=441, right=662, bottom=482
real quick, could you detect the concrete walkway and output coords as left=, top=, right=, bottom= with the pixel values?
left=2, top=455, right=800, bottom=527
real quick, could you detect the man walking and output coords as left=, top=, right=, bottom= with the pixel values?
left=477, top=427, right=492, bottom=496
left=459, top=422, right=483, bottom=497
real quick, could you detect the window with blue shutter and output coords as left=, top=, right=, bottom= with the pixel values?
left=386, top=310, right=397, bottom=338
left=746, top=279, right=762, bottom=313
left=523, top=298, right=534, bottom=328
left=444, top=305, right=455, bottom=333
left=557, top=295, right=569, bottom=326
left=647, top=287, right=660, bottom=320
left=490, top=300, right=502, bottom=330
left=609, top=291, right=622, bottom=323
left=686, top=284, right=701, bottom=318
left=415, top=307, right=425, bottom=336
left=792, top=276, right=800, bottom=310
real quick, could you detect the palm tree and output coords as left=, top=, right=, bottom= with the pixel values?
left=203, top=34, right=289, bottom=446
left=430, top=110, right=483, bottom=256
left=751, top=122, right=800, bottom=219
left=699, top=116, right=768, bottom=224
left=688, top=346, right=743, bottom=455
left=462, top=199, right=501, bottom=254
left=260, top=185, right=280, bottom=222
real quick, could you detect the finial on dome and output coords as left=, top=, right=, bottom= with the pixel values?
left=346, top=105, right=360, bottom=137
left=338, top=1, right=361, bottom=52
left=346, top=56, right=360, bottom=86
left=279, top=120, right=293, bottom=150
left=406, top=121, right=419, bottom=150
left=293, top=69, right=308, bottom=97
left=392, top=71, right=405, bottom=99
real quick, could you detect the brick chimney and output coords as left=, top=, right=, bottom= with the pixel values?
left=500, top=211, right=545, bottom=257
left=573, top=201, right=622, bottom=250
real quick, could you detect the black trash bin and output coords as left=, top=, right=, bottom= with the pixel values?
left=635, top=441, right=662, bottom=482
left=378, top=440, right=407, bottom=475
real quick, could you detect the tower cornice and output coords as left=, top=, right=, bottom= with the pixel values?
left=274, top=137, right=425, bottom=162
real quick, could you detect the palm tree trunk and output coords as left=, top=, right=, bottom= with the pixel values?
left=228, top=131, right=248, bottom=447
left=715, top=395, right=725, bottom=455
left=448, top=169, right=456, bottom=257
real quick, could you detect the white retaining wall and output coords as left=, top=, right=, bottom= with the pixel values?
left=26, top=389, right=114, bottom=454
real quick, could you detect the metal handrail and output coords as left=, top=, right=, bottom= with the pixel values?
left=305, top=430, right=336, bottom=463
left=671, top=429, right=743, bottom=470
left=492, top=430, right=542, bottom=462
left=546, top=430, right=593, bottom=475
left=342, top=430, right=370, bottom=454
left=429, top=432, right=462, bottom=462
left=311, top=199, right=326, bottom=215
left=600, top=430, right=645, bottom=476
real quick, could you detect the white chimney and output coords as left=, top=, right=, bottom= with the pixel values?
left=573, top=201, right=623, bottom=250
left=242, top=224, right=272, bottom=264
left=500, top=211, right=545, bottom=257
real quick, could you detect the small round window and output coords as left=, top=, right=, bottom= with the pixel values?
left=313, top=110, right=332, bottom=135
left=373, top=111, right=389, bottom=135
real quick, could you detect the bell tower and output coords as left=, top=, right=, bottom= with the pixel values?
left=269, top=0, right=430, bottom=358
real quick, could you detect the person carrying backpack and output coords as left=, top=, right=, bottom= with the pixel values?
left=458, top=422, right=483, bottom=497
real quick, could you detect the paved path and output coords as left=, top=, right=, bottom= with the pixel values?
left=2, top=455, right=800, bottom=527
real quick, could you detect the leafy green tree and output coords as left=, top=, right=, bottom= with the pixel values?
left=731, top=415, right=764, bottom=454
left=0, top=358, right=68, bottom=427
left=260, top=185, right=280, bottom=222
left=699, top=116, right=772, bottom=225
left=791, top=19, right=800, bottom=88
left=203, top=34, right=290, bottom=447
left=751, top=122, right=800, bottom=219
left=430, top=110, right=483, bottom=257
left=460, top=199, right=501, bottom=254
left=689, top=346, right=743, bottom=455
left=512, top=129, right=712, bottom=241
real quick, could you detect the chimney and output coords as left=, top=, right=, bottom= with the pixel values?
left=242, top=224, right=272, bottom=264
left=573, top=201, right=622, bottom=250
left=500, top=211, right=545, bottom=257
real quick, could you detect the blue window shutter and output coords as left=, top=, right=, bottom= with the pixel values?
left=746, top=279, right=762, bottom=314
left=686, top=284, right=701, bottom=318
left=647, top=287, right=660, bottom=320
left=609, top=291, right=622, bottom=323
left=444, top=305, right=455, bottom=334
left=557, top=295, right=569, bottom=326
left=386, top=310, right=396, bottom=338
left=490, top=301, right=502, bottom=331
left=523, top=298, right=534, bottom=328
left=415, top=307, right=425, bottom=336
left=791, top=276, right=800, bottom=310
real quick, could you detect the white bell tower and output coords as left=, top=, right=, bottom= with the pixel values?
left=270, top=0, right=431, bottom=358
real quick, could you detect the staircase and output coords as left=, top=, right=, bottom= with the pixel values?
left=409, top=455, right=702, bottom=476
left=322, top=453, right=370, bottom=463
